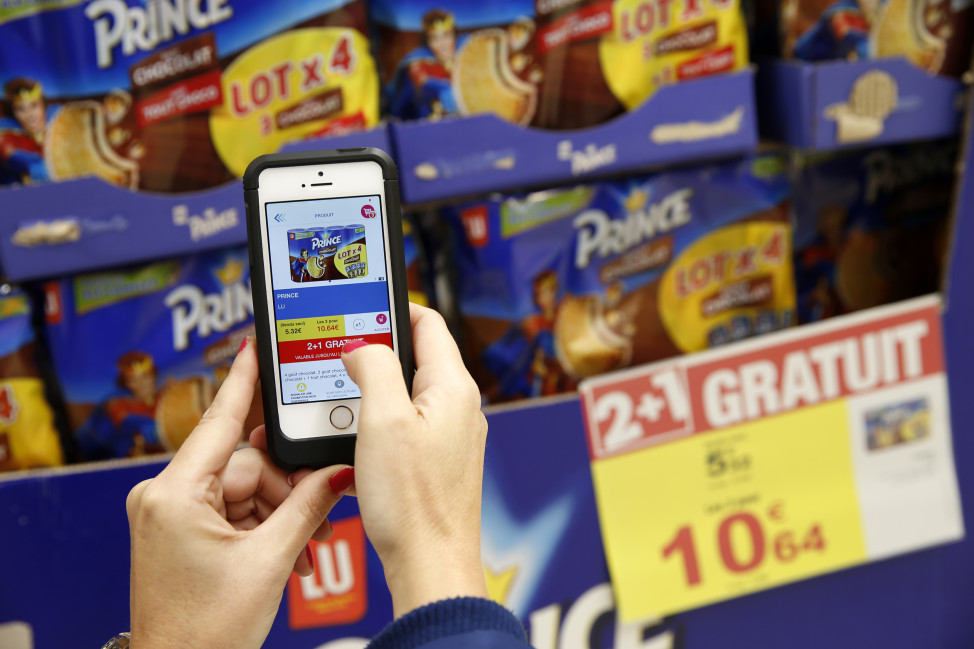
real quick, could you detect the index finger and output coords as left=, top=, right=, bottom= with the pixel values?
left=167, top=336, right=258, bottom=478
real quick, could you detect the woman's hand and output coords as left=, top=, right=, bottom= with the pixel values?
left=341, top=303, right=489, bottom=617
left=126, top=338, right=349, bottom=649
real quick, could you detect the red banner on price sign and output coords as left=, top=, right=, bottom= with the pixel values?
left=579, top=295, right=964, bottom=621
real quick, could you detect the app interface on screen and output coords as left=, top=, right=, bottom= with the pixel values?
left=266, top=194, right=391, bottom=404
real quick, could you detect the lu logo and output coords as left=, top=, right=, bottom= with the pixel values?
left=287, top=515, right=368, bottom=629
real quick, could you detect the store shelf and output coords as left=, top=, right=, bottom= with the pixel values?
left=0, top=127, right=392, bottom=282
left=757, top=59, right=967, bottom=151
left=3, top=372, right=974, bottom=647
left=390, top=69, right=758, bottom=206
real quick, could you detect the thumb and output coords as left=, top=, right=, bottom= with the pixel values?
left=341, top=342, right=412, bottom=414
left=255, top=465, right=347, bottom=560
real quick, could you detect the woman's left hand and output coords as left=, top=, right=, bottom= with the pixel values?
left=126, top=337, right=349, bottom=649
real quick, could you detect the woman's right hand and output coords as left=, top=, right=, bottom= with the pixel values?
left=340, top=303, right=489, bottom=617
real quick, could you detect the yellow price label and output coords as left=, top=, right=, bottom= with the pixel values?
left=592, top=400, right=866, bottom=620
left=278, top=316, right=345, bottom=342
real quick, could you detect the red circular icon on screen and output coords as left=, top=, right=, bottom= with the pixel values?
left=376, top=313, right=387, bottom=324
left=361, top=205, right=376, bottom=218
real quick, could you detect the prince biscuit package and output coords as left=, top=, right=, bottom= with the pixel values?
left=445, top=153, right=794, bottom=402
left=42, top=246, right=261, bottom=460
left=782, top=0, right=974, bottom=76
left=0, top=0, right=377, bottom=190
left=794, top=139, right=956, bottom=323
left=0, top=286, right=64, bottom=471
left=371, top=0, right=748, bottom=129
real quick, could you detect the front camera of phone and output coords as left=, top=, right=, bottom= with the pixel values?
left=301, top=184, right=305, bottom=188
left=318, top=171, right=324, bottom=177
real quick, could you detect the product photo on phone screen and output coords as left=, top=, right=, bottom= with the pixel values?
left=267, top=194, right=393, bottom=408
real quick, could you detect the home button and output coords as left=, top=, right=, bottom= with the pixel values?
left=330, top=405, right=353, bottom=430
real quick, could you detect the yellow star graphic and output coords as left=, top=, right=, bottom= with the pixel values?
left=483, top=564, right=518, bottom=605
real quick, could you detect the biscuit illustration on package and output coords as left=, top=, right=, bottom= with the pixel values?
left=871, top=0, right=947, bottom=70
left=446, top=155, right=794, bottom=402
left=155, top=376, right=215, bottom=451
left=553, top=294, right=635, bottom=379
left=44, top=102, right=140, bottom=188
left=453, top=29, right=538, bottom=125
left=44, top=247, right=261, bottom=460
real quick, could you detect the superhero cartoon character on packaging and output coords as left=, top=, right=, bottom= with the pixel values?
left=387, top=9, right=466, bottom=119
left=0, top=78, right=57, bottom=184
left=784, top=0, right=871, bottom=61
left=483, top=269, right=575, bottom=401
left=74, top=351, right=164, bottom=459
left=291, top=248, right=311, bottom=282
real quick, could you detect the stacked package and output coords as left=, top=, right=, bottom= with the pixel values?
left=444, top=153, right=794, bottom=402
left=42, top=246, right=261, bottom=460
left=372, top=0, right=749, bottom=129
left=0, top=286, right=64, bottom=471
left=782, top=0, right=974, bottom=75
left=793, top=139, right=956, bottom=323
left=0, top=0, right=378, bottom=190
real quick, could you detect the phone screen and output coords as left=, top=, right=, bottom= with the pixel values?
left=265, top=194, right=392, bottom=405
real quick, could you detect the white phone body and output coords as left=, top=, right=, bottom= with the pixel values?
left=254, top=159, right=400, bottom=440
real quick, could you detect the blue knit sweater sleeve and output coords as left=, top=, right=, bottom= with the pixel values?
left=365, top=597, right=531, bottom=649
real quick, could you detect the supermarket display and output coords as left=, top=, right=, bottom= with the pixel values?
left=0, top=0, right=378, bottom=191
left=793, top=138, right=957, bottom=323
left=0, top=0, right=972, bottom=645
left=41, top=246, right=260, bottom=461
left=445, top=153, right=794, bottom=402
left=0, top=285, right=63, bottom=471
left=782, top=0, right=974, bottom=77
left=372, top=0, right=748, bottom=129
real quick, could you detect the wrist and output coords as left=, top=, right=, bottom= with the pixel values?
left=381, top=543, right=488, bottom=618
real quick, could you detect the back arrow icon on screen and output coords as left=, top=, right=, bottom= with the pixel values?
left=274, top=214, right=285, bottom=222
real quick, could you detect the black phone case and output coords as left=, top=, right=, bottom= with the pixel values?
left=243, top=148, right=414, bottom=470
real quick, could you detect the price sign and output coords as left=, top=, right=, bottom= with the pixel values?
left=579, top=296, right=963, bottom=621
left=277, top=316, right=345, bottom=341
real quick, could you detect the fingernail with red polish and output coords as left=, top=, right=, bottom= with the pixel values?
left=304, top=544, right=314, bottom=569
left=238, top=337, right=248, bottom=353
left=342, top=340, right=368, bottom=355
left=328, top=466, right=355, bottom=494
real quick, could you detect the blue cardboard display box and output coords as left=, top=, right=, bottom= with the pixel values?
left=0, top=128, right=392, bottom=283
left=757, top=59, right=966, bottom=151
left=390, top=70, right=759, bottom=206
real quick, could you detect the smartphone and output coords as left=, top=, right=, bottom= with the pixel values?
left=243, top=148, right=413, bottom=470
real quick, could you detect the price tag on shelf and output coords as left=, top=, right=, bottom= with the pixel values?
left=579, top=295, right=963, bottom=622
